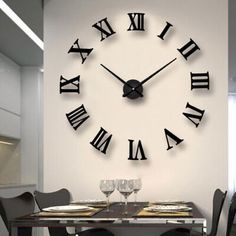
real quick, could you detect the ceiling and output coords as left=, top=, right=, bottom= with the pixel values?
left=0, top=0, right=43, bottom=66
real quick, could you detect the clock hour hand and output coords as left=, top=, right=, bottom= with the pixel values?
left=100, top=64, right=143, bottom=98
left=122, top=58, right=177, bottom=98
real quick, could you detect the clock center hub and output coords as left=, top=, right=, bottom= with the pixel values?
left=123, top=79, right=143, bottom=99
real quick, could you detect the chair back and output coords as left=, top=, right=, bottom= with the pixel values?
left=0, top=192, right=35, bottom=236
left=208, top=189, right=227, bottom=236
left=34, top=188, right=71, bottom=236
left=226, top=192, right=236, bottom=236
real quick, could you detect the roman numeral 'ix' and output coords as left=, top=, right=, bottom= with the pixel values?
left=60, top=75, right=80, bottom=94
left=90, top=127, right=112, bottom=154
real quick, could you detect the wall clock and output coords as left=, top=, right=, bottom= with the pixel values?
left=59, top=12, right=210, bottom=161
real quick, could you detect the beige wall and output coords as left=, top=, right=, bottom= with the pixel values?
left=44, top=1, right=228, bottom=235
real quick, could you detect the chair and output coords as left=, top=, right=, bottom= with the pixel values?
left=160, top=189, right=227, bottom=236
left=226, top=192, right=236, bottom=236
left=0, top=192, right=35, bottom=236
left=34, top=188, right=114, bottom=236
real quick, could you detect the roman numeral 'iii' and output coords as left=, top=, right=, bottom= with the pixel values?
left=128, top=139, right=147, bottom=160
left=90, top=127, right=112, bottom=154
left=164, top=129, right=184, bottom=150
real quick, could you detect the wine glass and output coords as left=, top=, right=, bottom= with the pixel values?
left=116, top=179, right=123, bottom=205
left=132, top=178, right=142, bottom=206
left=117, top=179, right=134, bottom=215
left=100, top=179, right=115, bottom=212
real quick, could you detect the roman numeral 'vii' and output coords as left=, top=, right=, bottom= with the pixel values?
left=90, top=127, right=112, bottom=154
left=128, top=139, right=147, bottom=160
left=127, top=13, right=145, bottom=31
left=92, top=17, right=116, bottom=41
left=66, top=105, right=89, bottom=130
left=183, top=102, right=205, bottom=128
left=164, top=129, right=184, bottom=151
left=68, top=39, right=93, bottom=64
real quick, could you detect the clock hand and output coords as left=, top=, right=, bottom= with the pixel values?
left=100, top=64, right=143, bottom=97
left=123, top=58, right=177, bottom=97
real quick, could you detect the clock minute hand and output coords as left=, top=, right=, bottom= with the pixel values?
left=122, top=58, right=177, bottom=98
left=100, top=64, right=143, bottom=97
left=140, top=57, right=177, bottom=85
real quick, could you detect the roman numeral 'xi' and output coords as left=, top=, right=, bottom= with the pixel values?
left=128, top=139, right=147, bottom=160
left=66, top=105, right=89, bottom=130
left=68, top=39, right=93, bottom=64
left=92, top=17, right=116, bottom=41
left=90, top=127, right=112, bottom=154
left=127, top=13, right=145, bottom=31
left=177, top=38, right=200, bottom=60
left=164, top=129, right=184, bottom=151
left=60, top=75, right=80, bottom=94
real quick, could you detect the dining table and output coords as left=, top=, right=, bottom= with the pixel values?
left=9, top=201, right=207, bottom=236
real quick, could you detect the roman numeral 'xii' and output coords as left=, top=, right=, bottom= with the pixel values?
left=127, top=13, right=145, bottom=31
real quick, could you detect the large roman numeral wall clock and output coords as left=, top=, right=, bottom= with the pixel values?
left=59, top=12, right=210, bottom=162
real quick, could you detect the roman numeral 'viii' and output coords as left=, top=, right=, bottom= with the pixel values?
left=183, top=102, right=205, bottom=128
left=127, top=13, right=145, bottom=31
left=68, top=39, right=93, bottom=64
left=90, top=127, right=112, bottom=154
left=66, top=105, right=89, bottom=130
left=92, top=17, right=116, bottom=41
left=60, top=75, right=80, bottom=94
left=164, top=129, right=184, bottom=150
left=128, top=139, right=147, bottom=160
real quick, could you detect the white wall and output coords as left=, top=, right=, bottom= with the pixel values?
left=21, top=67, right=43, bottom=188
left=0, top=52, right=21, bottom=138
left=44, top=1, right=228, bottom=235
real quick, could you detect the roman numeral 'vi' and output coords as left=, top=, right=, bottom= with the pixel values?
left=128, top=139, right=147, bottom=160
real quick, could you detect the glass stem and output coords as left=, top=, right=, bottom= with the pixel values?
left=134, top=192, right=137, bottom=205
left=124, top=197, right=128, bottom=214
left=106, top=195, right=110, bottom=212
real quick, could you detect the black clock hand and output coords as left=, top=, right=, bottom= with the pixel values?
left=100, top=64, right=143, bottom=97
left=123, top=58, right=177, bottom=97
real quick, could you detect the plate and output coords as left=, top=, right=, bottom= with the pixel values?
left=144, top=205, right=192, bottom=213
left=42, top=205, right=93, bottom=212
left=152, top=200, right=187, bottom=205
left=72, top=199, right=106, bottom=204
